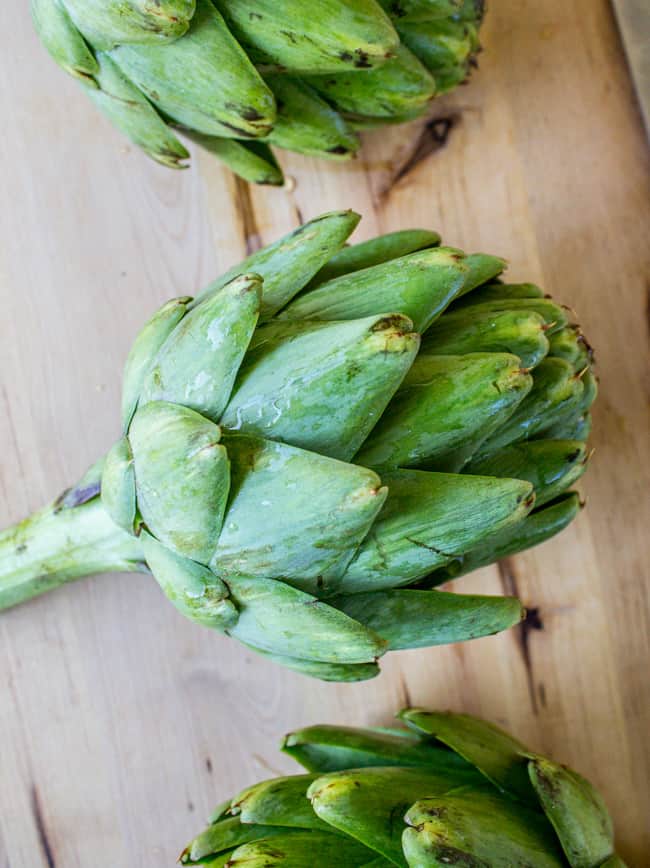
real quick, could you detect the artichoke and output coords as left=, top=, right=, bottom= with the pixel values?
left=182, top=706, right=625, bottom=866
left=0, top=210, right=596, bottom=681
left=31, top=0, right=484, bottom=183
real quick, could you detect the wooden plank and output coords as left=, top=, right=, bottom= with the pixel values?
left=0, top=1, right=648, bottom=865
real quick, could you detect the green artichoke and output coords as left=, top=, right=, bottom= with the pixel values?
left=0, top=210, right=596, bottom=681
left=31, top=0, right=484, bottom=183
left=183, top=706, right=625, bottom=866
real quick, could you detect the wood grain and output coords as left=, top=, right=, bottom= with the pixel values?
left=1, top=2, right=648, bottom=865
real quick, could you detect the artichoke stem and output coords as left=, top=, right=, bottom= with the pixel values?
left=0, top=496, right=145, bottom=611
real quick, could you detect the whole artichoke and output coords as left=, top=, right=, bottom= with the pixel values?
left=183, top=706, right=625, bottom=866
left=31, top=0, right=484, bottom=183
left=0, top=210, right=596, bottom=681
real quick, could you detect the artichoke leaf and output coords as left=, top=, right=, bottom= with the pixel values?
left=398, top=709, right=534, bottom=802
left=308, top=766, right=477, bottom=866
left=334, top=588, right=524, bottom=649
left=231, top=775, right=329, bottom=832
left=129, top=401, right=230, bottom=563
left=88, top=51, right=190, bottom=169
left=62, top=0, right=195, bottom=49
left=283, top=724, right=470, bottom=775
left=355, top=352, right=532, bottom=472
left=465, top=440, right=588, bottom=508
left=121, top=295, right=191, bottom=430
left=140, top=531, right=237, bottom=630
left=427, top=491, right=582, bottom=583
left=222, top=830, right=378, bottom=867
left=31, top=0, right=98, bottom=82
left=263, top=76, right=359, bottom=160
left=241, top=644, right=380, bottom=682
left=213, top=0, right=399, bottom=74
left=140, top=273, right=261, bottom=422
left=310, top=228, right=440, bottom=286
left=110, top=0, right=276, bottom=139
left=212, top=434, right=387, bottom=593
left=182, top=134, right=284, bottom=185
left=181, top=815, right=287, bottom=863
left=225, top=574, right=386, bottom=665
left=341, top=470, right=534, bottom=591
left=279, top=247, right=469, bottom=332
left=221, top=314, right=419, bottom=461
left=403, top=787, right=566, bottom=867
left=306, top=43, right=435, bottom=119
left=421, top=308, right=549, bottom=369
left=528, top=756, right=616, bottom=868
left=197, top=210, right=360, bottom=319
left=101, top=437, right=136, bottom=533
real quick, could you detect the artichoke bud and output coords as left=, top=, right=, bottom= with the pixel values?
left=279, top=247, right=470, bottom=332
left=139, top=530, right=237, bottom=631
left=220, top=313, right=420, bottom=461
left=128, top=401, right=230, bottom=564
left=62, top=0, right=196, bottom=50
left=101, top=437, right=137, bottom=533
left=121, top=295, right=192, bottom=430
left=140, top=273, right=262, bottom=423
left=31, top=0, right=99, bottom=84
left=189, top=706, right=622, bottom=866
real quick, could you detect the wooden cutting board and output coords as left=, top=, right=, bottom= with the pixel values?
left=0, top=1, right=648, bottom=865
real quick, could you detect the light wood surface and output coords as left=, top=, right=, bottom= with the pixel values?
left=1, top=2, right=648, bottom=866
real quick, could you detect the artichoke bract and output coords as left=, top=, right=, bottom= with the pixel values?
left=31, top=0, right=484, bottom=183
left=0, top=211, right=596, bottom=681
left=183, top=706, right=625, bottom=866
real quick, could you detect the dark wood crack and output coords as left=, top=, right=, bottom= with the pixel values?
left=497, top=557, right=545, bottom=714
left=398, top=669, right=413, bottom=708
left=30, top=786, right=56, bottom=868
left=234, top=176, right=263, bottom=255
left=377, top=114, right=458, bottom=203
